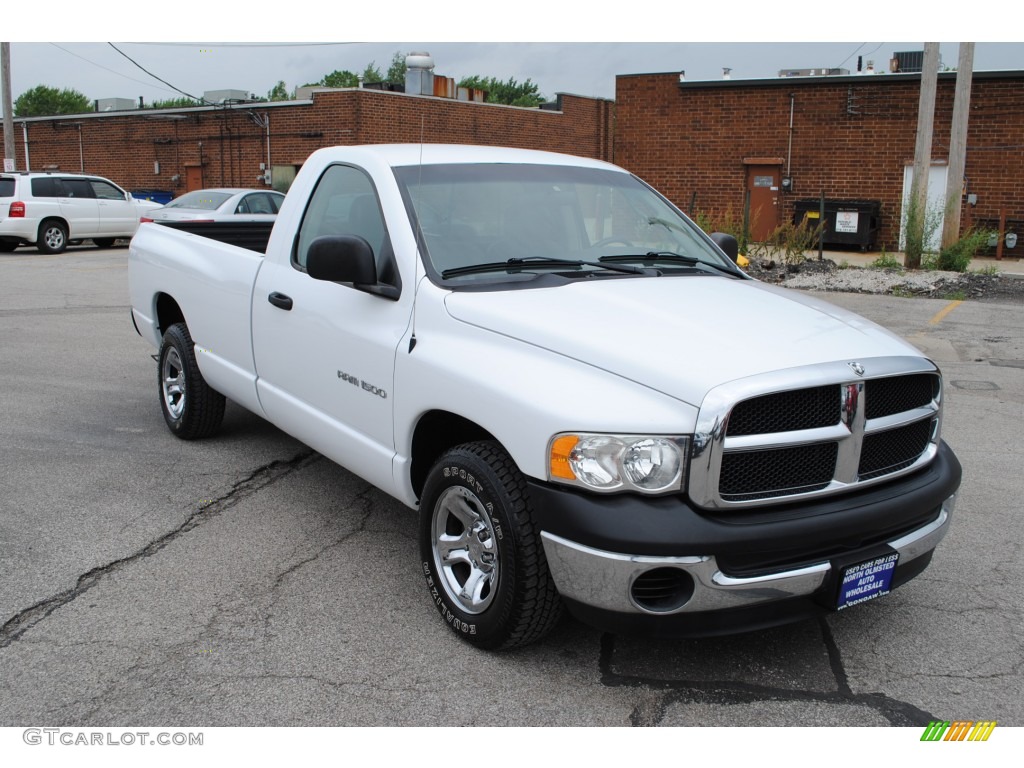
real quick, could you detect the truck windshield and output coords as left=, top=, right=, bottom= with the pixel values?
left=393, top=163, right=736, bottom=282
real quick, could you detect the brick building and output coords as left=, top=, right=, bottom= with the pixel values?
left=615, top=70, right=1024, bottom=250
left=6, top=66, right=1022, bottom=252
left=2, top=87, right=614, bottom=198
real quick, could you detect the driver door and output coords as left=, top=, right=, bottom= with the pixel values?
left=251, top=163, right=410, bottom=491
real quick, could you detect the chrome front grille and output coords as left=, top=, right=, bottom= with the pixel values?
left=689, top=358, right=942, bottom=510
left=726, top=384, right=840, bottom=436
left=858, top=418, right=935, bottom=480
left=719, top=442, right=838, bottom=501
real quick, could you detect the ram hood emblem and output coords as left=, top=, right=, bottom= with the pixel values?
left=849, top=361, right=866, bottom=377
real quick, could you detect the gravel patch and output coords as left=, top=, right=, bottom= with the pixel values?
left=745, top=259, right=1024, bottom=303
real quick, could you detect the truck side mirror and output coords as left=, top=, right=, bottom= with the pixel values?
left=709, top=232, right=739, bottom=263
left=306, top=235, right=378, bottom=285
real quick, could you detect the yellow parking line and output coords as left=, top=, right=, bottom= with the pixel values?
left=929, top=300, right=963, bottom=325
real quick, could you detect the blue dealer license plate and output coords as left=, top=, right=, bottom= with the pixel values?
left=837, top=553, right=899, bottom=610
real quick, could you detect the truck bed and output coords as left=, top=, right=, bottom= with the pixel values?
left=154, top=220, right=275, bottom=254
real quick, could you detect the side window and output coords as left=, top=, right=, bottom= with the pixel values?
left=31, top=178, right=59, bottom=197
left=269, top=193, right=284, bottom=213
left=295, top=164, right=390, bottom=275
left=90, top=180, right=126, bottom=200
left=245, top=193, right=276, bottom=215
left=59, top=178, right=95, bottom=198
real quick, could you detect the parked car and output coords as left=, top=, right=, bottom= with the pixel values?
left=129, top=144, right=961, bottom=650
left=144, top=189, right=285, bottom=223
left=0, top=172, right=161, bottom=253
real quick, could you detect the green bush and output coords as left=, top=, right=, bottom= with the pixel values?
left=693, top=208, right=749, bottom=255
left=762, top=221, right=825, bottom=265
left=928, top=228, right=992, bottom=272
left=869, top=252, right=903, bottom=271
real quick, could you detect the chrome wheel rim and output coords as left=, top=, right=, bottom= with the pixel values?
left=161, top=347, right=186, bottom=420
left=44, top=227, right=65, bottom=250
left=432, top=485, right=499, bottom=614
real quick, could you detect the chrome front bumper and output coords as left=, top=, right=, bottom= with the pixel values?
left=540, top=493, right=956, bottom=616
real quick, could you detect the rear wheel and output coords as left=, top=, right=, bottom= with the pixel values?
left=158, top=322, right=225, bottom=439
left=37, top=220, right=68, bottom=254
left=419, top=441, right=562, bottom=649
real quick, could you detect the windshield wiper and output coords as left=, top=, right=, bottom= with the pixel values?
left=441, top=256, right=646, bottom=279
left=600, top=251, right=741, bottom=277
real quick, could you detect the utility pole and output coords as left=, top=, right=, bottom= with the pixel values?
left=942, top=43, right=975, bottom=249
left=906, top=42, right=940, bottom=269
left=2, top=42, right=15, bottom=172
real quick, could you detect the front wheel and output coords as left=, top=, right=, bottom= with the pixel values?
left=419, top=442, right=562, bottom=649
left=158, top=322, right=225, bottom=439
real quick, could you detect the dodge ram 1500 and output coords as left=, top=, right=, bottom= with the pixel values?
left=129, top=144, right=961, bottom=649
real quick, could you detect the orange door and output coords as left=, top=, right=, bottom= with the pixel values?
left=185, top=166, right=204, bottom=192
left=746, top=165, right=781, bottom=241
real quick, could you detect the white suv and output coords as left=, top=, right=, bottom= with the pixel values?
left=0, top=172, right=161, bottom=254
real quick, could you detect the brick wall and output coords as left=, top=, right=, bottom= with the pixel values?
left=615, top=71, right=1024, bottom=249
left=2, top=89, right=614, bottom=195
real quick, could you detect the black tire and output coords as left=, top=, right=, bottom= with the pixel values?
left=37, top=220, right=68, bottom=254
left=419, top=441, right=562, bottom=649
left=93, top=238, right=116, bottom=249
left=158, top=322, right=225, bottom=439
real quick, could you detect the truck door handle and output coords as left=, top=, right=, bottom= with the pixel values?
left=268, top=292, right=293, bottom=311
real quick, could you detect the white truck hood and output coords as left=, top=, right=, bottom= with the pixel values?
left=444, top=276, right=924, bottom=407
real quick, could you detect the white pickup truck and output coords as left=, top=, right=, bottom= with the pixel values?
left=129, top=144, right=961, bottom=649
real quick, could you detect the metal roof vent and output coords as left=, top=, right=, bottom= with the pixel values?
left=405, top=52, right=436, bottom=96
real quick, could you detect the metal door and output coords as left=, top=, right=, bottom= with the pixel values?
left=185, top=166, right=204, bottom=192
left=746, top=165, right=781, bottom=242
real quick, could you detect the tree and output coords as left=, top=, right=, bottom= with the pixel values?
left=151, top=96, right=201, bottom=109
left=386, top=51, right=407, bottom=85
left=319, top=70, right=360, bottom=88
left=457, top=76, right=544, bottom=107
left=267, top=81, right=291, bottom=101
left=15, top=85, right=91, bottom=117
left=361, top=63, right=383, bottom=84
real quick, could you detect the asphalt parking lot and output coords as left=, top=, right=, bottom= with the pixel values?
left=1, top=244, right=1021, bottom=728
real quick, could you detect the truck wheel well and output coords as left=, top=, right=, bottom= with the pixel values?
left=155, top=293, right=185, bottom=336
left=411, top=411, right=497, bottom=498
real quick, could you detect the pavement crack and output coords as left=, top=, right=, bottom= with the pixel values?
left=598, top=622, right=939, bottom=726
left=0, top=449, right=318, bottom=650
left=819, top=617, right=853, bottom=696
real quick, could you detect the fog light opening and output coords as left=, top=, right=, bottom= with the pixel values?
left=630, top=567, right=695, bottom=613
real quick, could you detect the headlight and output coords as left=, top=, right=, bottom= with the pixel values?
left=548, top=433, right=690, bottom=495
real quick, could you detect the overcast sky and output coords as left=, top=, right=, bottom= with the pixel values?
left=5, top=3, right=1022, bottom=106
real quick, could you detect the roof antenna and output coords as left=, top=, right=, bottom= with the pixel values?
left=408, top=117, right=425, bottom=353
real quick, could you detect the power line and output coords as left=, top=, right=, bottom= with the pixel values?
left=107, top=42, right=210, bottom=104
left=835, top=42, right=886, bottom=72
left=123, top=42, right=360, bottom=49
left=49, top=43, right=180, bottom=95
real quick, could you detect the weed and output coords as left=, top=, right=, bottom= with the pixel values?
left=901, top=188, right=944, bottom=268
left=929, top=228, right=993, bottom=273
left=837, top=259, right=852, bottom=270
left=972, top=264, right=1001, bottom=276
left=693, top=207, right=749, bottom=253
left=869, top=252, right=904, bottom=271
